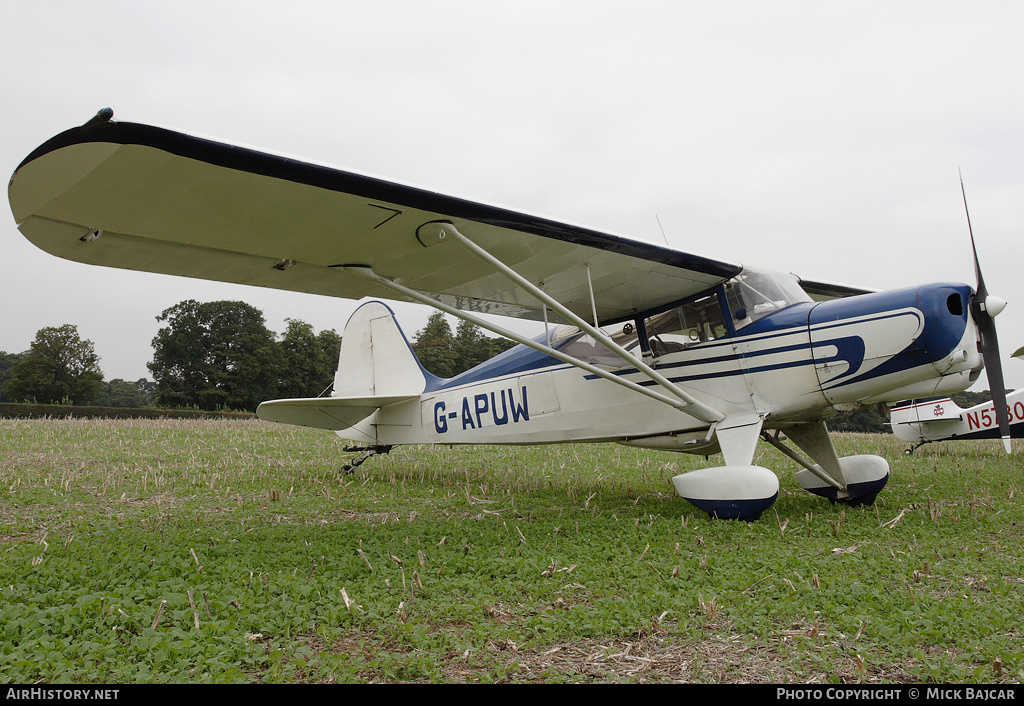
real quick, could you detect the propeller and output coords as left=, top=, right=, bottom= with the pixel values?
left=961, top=174, right=1011, bottom=453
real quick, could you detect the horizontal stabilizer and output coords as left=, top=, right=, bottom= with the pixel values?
left=890, top=416, right=962, bottom=427
left=256, top=395, right=418, bottom=431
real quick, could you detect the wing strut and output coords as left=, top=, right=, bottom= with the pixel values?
left=412, top=222, right=726, bottom=424
left=340, top=261, right=725, bottom=424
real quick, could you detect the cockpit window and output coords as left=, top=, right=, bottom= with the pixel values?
left=541, top=270, right=809, bottom=366
left=724, top=269, right=811, bottom=329
left=643, top=292, right=727, bottom=356
left=547, top=323, right=641, bottom=369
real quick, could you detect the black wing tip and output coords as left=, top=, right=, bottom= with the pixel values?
left=15, top=108, right=120, bottom=174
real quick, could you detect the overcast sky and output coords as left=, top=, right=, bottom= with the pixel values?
left=3, top=1, right=1023, bottom=392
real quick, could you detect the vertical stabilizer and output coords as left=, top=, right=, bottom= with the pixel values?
left=334, top=301, right=429, bottom=398
left=257, top=301, right=428, bottom=439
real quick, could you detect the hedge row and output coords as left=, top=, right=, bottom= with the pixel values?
left=0, top=403, right=256, bottom=420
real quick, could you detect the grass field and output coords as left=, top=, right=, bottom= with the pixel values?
left=1, top=417, right=1021, bottom=684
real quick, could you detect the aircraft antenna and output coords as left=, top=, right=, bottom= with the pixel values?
left=655, top=214, right=669, bottom=246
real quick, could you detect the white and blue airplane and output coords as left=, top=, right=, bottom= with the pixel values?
left=891, top=346, right=1023, bottom=453
left=7, top=109, right=1013, bottom=520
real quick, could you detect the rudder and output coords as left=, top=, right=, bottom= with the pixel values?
left=334, top=301, right=430, bottom=398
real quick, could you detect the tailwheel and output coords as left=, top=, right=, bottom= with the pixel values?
left=341, top=444, right=393, bottom=474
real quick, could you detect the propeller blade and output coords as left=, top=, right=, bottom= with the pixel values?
left=961, top=173, right=988, bottom=299
left=961, top=174, right=1011, bottom=453
left=977, top=314, right=1011, bottom=453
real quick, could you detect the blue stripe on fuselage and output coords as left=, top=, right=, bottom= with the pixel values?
left=422, top=282, right=971, bottom=396
left=809, top=283, right=970, bottom=390
left=423, top=330, right=574, bottom=393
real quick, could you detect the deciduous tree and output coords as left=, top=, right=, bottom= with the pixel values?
left=454, top=318, right=516, bottom=372
left=278, top=318, right=342, bottom=398
left=0, top=351, right=27, bottom=403
left=94, top=379, right=150, bottom=408
left=412, top=312, right=457, bottom=378
left=148, top=300, right=281, bottom=411
left=2, top=325, right=104, bottom=405
left=412, top=312, right=516, bottom=378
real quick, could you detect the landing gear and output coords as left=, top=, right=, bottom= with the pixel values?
left=341, top=445, right=392, bottom=474
left=672, top=465, right=780, bottom=521
left=794, top=455, right=890, bottom=505
left=837, top=492, right=878, bottom=507
left=904, top=441, right=930, bottom=455
left=761, top=424, right=890, bottom=506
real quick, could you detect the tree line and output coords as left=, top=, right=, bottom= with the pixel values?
left=0, top=301, right=341, bottom=412
left=1, top=302, right=514, bottom=413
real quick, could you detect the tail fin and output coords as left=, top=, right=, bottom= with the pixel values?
left=334, top=301, right=430, bottom=398
left=256, top=301, right=428, bottom=435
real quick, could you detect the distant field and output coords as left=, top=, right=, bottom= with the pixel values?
left=1, top=418, right=1021, bottom=683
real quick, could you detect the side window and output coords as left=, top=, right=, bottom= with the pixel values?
left=643, top=292, right=726, bottom=356
left=554, top=322, right=641, bottom=369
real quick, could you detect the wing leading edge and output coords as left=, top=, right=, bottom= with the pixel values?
left=9, top=110, right=742, bottom=323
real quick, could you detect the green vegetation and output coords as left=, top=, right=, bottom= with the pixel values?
left=0, top=402, right=253, bottom=420
left=277, top=319, right=342, bottom=401
left=148, top=300, right=287, bottom=411
left=0, top=350, right=28, bottom=402
left=93, top=379, right=156, bottom=409
left=1, top=419, right=1021, bottom=683
left=1, top=325, right=103, bottom=405
left=412, top=311, right=516, bottom=379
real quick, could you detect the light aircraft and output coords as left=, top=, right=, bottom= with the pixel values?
left=7, top=109, right=1014, bottom=520
left=891, top=346, right=1023, bottom=453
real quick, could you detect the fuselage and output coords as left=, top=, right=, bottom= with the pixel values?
left=354, top=269, right=982, bottom=451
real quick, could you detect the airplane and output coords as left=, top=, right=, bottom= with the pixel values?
left=7, top=108, right=1014, bottom=520
left=891, top=346, right=1023, bottom=453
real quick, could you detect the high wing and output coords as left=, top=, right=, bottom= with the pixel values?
left=795, top=278, right=875, bottom=301
left=9, top=110, right=741, bottom=325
